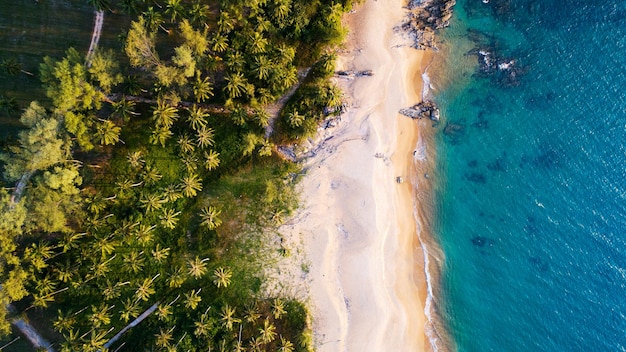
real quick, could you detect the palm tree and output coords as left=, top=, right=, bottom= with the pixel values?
left=112, top=97, right=138, bottom=121
left=189, top=2, right=210, bottom=24
left=212, top=267, right=232, bottom=288
left=117, top=0, right=141, bottom=15
left=248, top=336, right=263, bottom=352
left=199, top=206, right=222, bottom=230
left=184, top=289, right=202, bottom=310
left=150, top=126, right=173, bottom=147
left=187, top=104, right=208, bottom=130
left=248, top=32, right=268, bottom=54
left=141, top=193, right=164, bottom=213
left=181, top=173, right=202, bottom=197
left=287, top=109, right=305, bottom=128
left=127, top=150, right=145, bottom=169
left=194, top=313, right=212, bottom=338
left=96, top=119, right=122, bottom=145
left=88, top=304, right=112, bottom=328
left=1, top=58, right=34, bottom=76
left=152, top=100, right=179, bottom=128
left=196, top=126, right=215, bottom=148
left=87, top=0, right=110, bottom=11
left=134, top=224, right=156, bottom=245
left=156, top=303, right=173, bottom=322
left=155, top=327, right=174, bottom=348
left=258, top=318, right=277, bottom=344
left=258, top=139, right=274, bottom=157
left=219, top=304, right=240, bottom=331
left=224, top=72, right=248, bottom=99
left=210, top=34, right=229, bottom=53
left=144, top=7, right=167, bottom=33
left=244, top=304, right=261, bottom=324
left=162, top=184, right=183, bottom=203
left=187, top=256, right=209, bottom=279
left=204, top=150, right=220, bottom=170
left=252, top=56, right=271, bottom=81
left=272, top=298, right=286, bottom=319
left=53, top=309, right=76, bottom=333
left=278, top=336, right=295, bottom=352
left=165, top=0, right=184, bottom=22
left=193, top=76, right=213, bottom=102
left=177, top=134, right=196, bottom=154
left=142, top=165, right=163, bottom=185
left=120, top=298, right=141, bottom=322
left=159, top=208, right=181, bottom=229
left=151, top=244, right=170, bottom=263
left=123, top=250, right=145, bottom=273
left=135, top=277, right=156, bottom=301
left=168, top=267, right=187, bottom=288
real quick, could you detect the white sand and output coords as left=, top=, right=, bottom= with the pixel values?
left=275, top=0, right=437, bottom=351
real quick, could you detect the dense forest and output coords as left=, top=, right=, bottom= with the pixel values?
left=0, top=0, right=353, bottom=350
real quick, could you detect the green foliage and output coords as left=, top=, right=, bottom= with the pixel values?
left=40, top=48, right=105, bottom=112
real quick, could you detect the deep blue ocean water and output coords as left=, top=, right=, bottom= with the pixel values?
left=434, top=0, right=626, bottom=351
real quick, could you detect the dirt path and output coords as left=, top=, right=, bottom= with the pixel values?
left=86, top=10, right=104, bottom=65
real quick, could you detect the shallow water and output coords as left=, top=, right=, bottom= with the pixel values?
left=434, top=0, right=626, bottom=350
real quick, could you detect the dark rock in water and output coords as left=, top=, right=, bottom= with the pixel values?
left=487, top=156, right=506, bottom=172
left=472, top=113, right=489, bottom=129
left=443, top=122, right=465, bottom=135
left=469, top=46, right=526, bottom=87
left=471, top=236, right=494, bottom=247
left=533, top=148, right=561, bottom=169
left=399, top=100, right=440, bottom=121
left=402, top=0, right=457, bottom=49
left=468, top=159, right=479, bottom=168
left=465, top=172, right=487, bottom=183
left=529, top=256, right=549, bottom=272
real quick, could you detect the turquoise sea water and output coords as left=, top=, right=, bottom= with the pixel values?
left=434, top=0, right=626, bottom=351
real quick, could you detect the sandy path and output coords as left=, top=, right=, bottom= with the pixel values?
left=276, top=0, right=438, bottom=350
left=86, top=10, right=104, bottom=64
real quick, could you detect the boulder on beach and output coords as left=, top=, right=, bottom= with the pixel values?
left=399, top=100, right=441, bottom=121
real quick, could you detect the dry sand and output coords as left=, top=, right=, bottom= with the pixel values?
left=274, top=0, right=439, bottom=351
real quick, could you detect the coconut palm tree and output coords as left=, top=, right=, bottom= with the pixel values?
left=141, top=193, right=164, bottom=213
left=123, top=250, right=145, bottom=273
left=135, top=277, right=156, bottom=301
left=248, top=336, right=263, bottom=352
left=165, top=0, right=184, bottom=22
left=88, top=304, right=112, bottom=328
left=150, top=126, right=173, bottom=147
left=0, top=58, right=34, bottom=76
left=151, top=244, right=170, bottom=263
left=193, top=313, right=212, bottom=338
left=159, top=208, right=181, bottom=229
left=252, top=56, right=271, bottom=81
left=248, top=32, right=268, bottom=54
left=244, top=304, right=261, bottom=324
left=199, top=206, right=222, bottom=230
left=187, top=256, right=209, bottom=279
left=181, top=173, right=202, bottom=197
left=53, top=309, right=76, bottom=333
left=134, top=224, right=156, bottom=245
left=120, top=298, right=141, bottom=322
left=278, top=336, right=295, bottom=352
left=212, top=267, right=232, bottom=288
left=152, top=100, right=179, bottom=128
left=220, top=304, right=240, bottom=331
left=142, top=165, right=163, bottom=185
left=189, top=2, right=210, bottom=24
left=193, top=75, right=213, bottom=102
left=156, top=303, right=173, bottom=322
left=287, top=110, right=305, bottom=128
left=258, top=318, right=277, bottom=344
left=168, top=266, right=187, bottom=288
left=127, top=150, right=145, bottom=169
left=196, top=126, right=215, bottom=148
left=184, top=289, right=202, bottom=310
left=96, top=119, right=121, bottom=145
left=155, top=327, right=174, bottom=348
left=204, top=150, right=220, bottom=170
left=224, top=72, right=248, bottom=99
left=112, top=97, right=138, bottom=121
left=272, top=298, right=286, bottom=319
left=258, top=139, right=274, bottom=157
left=117, top=0, right=141, bottom=15
left=187, top=104, right=208, bottom=130
left=162, top=184, right=183, bottom=203
left=177, top=134, right=196, bottom=154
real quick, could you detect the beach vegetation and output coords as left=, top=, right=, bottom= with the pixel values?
left=0, top=0, right=353, bottom=348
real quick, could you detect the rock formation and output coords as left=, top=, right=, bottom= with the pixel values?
left=399, top=100, right=440, bottom=121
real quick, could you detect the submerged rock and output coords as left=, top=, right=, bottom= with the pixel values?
left=401, top=0, right=457, bottom=49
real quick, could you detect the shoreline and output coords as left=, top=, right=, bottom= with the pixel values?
left=273, top=0, right=447, bottom=350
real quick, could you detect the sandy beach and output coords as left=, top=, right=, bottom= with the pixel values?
left=275, top=0, right=439, bottom=350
